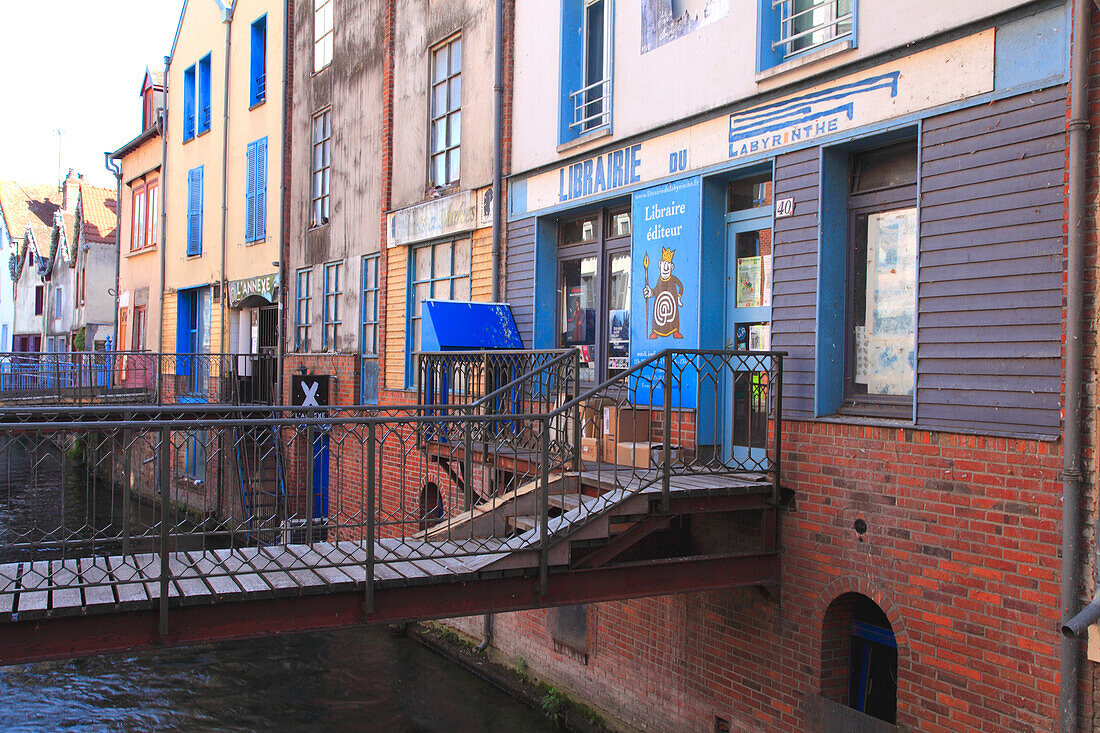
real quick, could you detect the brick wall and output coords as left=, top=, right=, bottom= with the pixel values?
left=451, top=420, right=1064, bottom=732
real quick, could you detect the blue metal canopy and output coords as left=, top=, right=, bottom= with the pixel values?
left=420, top=300, right=524, bottom=351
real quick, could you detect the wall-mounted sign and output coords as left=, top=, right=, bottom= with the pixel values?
left=774, top=197, right=794, bottom=218
left=515, top=31, right=994, bottom=216
left=387, top=188, right=493, bottom=248
left=291, top=374, right=330, bottom=407
left=227, top=273, right=279, bottom=307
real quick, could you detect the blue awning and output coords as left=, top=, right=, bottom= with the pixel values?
left=421, top=300, right=523, bottom=351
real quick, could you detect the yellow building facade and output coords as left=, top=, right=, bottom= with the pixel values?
left=163, top=0, right=285, bottom=400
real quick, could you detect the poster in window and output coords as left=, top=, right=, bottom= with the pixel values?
left=861, top=208, right=917, bottom=396
left=737, top=256, right=762, bottom=309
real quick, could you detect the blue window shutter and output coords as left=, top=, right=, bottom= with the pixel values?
left=251, top=16, right=267, bottom=106
left=199, top=55, right=212, bottom=133
left=245, top=141, right=257, bottom=242
left=183, top=65, right=196, bottom=141
left=256, top=137, right=267, bottom=240
left=187, top=166, right=203, bottom=256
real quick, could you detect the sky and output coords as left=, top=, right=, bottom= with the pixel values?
left=0, top=1, right=184, bottom=188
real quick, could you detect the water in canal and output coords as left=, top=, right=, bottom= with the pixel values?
left=0, top=438, right=556, bottom=732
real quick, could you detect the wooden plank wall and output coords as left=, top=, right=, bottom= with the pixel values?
left=770, top=147, right=821, bottom=419
left=506, top=218, right=537, bottom=348
left=769, top=85, right=1066, bottom=436
left=917, top=85, right=1065, bottom=436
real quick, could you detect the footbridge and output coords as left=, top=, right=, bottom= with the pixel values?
left=0, top=350, right=785, bottom=666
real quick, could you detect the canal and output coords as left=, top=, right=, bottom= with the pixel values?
left=0, top=438, right=556, bottom=732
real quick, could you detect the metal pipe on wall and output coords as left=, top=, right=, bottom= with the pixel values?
left=157, top=55, right=170, bottom=358
left=277, top=0, right=292, bottom=405
left=219, top=8, right=234, bottom=358
left=489, top=0, right=504, bottom=302
left=104, top=153, right=122, bottom=348
left=1059, top=0, right=1091, bottom=730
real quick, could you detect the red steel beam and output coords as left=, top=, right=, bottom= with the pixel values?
left=0, top=552, right=777, bottom=667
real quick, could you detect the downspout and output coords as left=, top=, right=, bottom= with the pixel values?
left=219, top=6, right=234, bottom=359
left=104, top=153, right=122, bottom=349
left=157, top=55, right=170, bottom=362
left=489, top=0, right=504, bottom=302
left=480, top=0, right=507, bottom=645
left=1059, top=1, right=1091, bottom=731
left=277, top=0, right=291, bottom=405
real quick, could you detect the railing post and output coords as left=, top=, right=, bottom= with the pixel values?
left=121, top=421, right=132, bottom=556
left=463, top=420, right=473, bottom=511
left=306, top=422, right=315, bottom=541
left=158, top=424, right=171, bottom=637
left=662, top=352, right=672, bottom=513
left=572, top=359, right=582, bottom=473
left=539, top=418, right=550, bottom=597
left=772, top=353, right=783, bottom=506
left=364, top=421, right=375, bottom=616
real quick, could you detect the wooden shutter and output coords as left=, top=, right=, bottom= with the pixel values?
left=187, top=167, right=203, bottom=256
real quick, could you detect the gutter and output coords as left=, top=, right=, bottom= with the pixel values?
left=277, top=0, right=291, bottom=405
left=157, top=55, right=170, bottom=364
left=104, top=153, right=122, bottom=349
left=219, top=7, right=234, bottom=358
left=489, top=0, right=503, bottom=301
left=1058, top=1, right=1091, bottom=731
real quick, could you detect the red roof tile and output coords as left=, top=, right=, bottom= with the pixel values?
left=77, top=183, right=118, bottom=245
left=0, top=180, right=61, bottom=256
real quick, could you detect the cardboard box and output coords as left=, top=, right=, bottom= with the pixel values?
left=580, top=397, right=613, bottom=439
left=616, top=441, right=657, bottom=469
left=602, top=406, right=651, bottom=456
left=580, top=436, right=600, bottom=462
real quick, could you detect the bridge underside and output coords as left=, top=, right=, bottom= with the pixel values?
left=0, top=487, right=779, bottom=666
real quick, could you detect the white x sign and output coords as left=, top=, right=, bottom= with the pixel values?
left=301, top=381, right=320, bottom=407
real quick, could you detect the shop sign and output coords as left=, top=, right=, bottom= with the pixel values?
left=387, top=188, right=493, bottom=248
left=227, top=273, right=279, bottom=307
left=630, top=177, right=702, bottom=408
left=517, top=30, right=994, bottom=215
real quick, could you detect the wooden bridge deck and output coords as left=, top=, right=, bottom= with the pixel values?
left=0, top=471, right=771, bottom=624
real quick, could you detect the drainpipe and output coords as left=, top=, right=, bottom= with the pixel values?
left=1058, top=1, right=1091, bottom=731
left=489, top=0, right=504, bottom=302
left=477, top=611, right=494, bottom=653
left=157, top=55, right=170, bottom=362
left=104, top=153, right=122, bottom=349
left=219, top=6, right=234, bottom=360
left=277, top=0, right=291, bottom=405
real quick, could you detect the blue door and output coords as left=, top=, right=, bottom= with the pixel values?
left=312, top=430, right=329, bottom=519
left=723, top=209, right=772, bottom=467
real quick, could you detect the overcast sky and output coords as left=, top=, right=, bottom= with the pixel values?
left=0, top=1, right=184, bottom=188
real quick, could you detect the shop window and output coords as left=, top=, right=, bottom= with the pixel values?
left=250, top=15, right=267, bottom=107
left=322, top=261, right=342, bottom=351
left=821, top=593, right=897, bottom=725
left=406, top=238, right=471, bottom=386
left=296, top=267, right=313, bottom=352
left=817, top=136, right=917, bottom=419
left=314, top=0, right=334, bottom=72
left=560, top=0, right=613, bottom=144
left=429, top=35, right=462, bottom=188
left=311, top=109, right=331, bottom=227
left=758, top=0, right=855, bottom=72
left=557, top=208, right=631, bottom=383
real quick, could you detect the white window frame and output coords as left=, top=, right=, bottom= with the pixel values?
left=429, top=35, right=462, bottom=188
left=314, top=0, right=334, bottom=72
left=311, top=109, right=331, bottom=228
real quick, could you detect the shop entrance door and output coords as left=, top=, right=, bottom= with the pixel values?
left=723, top=211, right=772, bottom=466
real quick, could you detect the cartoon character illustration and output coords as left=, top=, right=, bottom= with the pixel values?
left=642, top=247, right=685, bottom=339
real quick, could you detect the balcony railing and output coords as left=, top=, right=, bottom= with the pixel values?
left=771, top=0, right=852, bottom=58
left=569, top=77, right=611, bottom=132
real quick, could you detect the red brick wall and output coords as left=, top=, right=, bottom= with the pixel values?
left=453, top=420, right=1064, bottom=732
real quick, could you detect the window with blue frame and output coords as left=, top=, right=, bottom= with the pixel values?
left=183, top=64, right=196, bottom=141
left=406, top=238, right=471, bottom=385
left=250, top=15, right=267, bottom=107
left=759, top=0, right=854, bottom=72
left=322, top=261, right=342, bottom=351
left=198, top=54, right=212, bottom=134
left=186, top=165, right=204, bottom=256
left=245, top=137, right=267, bottom=243
left=360, top=255, right=379, bottom=404
left=559, top=0, right=612, bottom=145
left=296, top=267, right=312, bottom=352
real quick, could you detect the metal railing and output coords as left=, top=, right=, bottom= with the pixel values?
left=416, top=349, right=576, bottom=412
left=0, top=349, right=783, bottom=630
left=0, top=352, right=279, bottom=406
left=569, top=77, right=611, bottom=132
left=772, top=0, right=852, bottom=58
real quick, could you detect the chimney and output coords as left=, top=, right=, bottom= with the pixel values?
left=61, top=169, right=81, bottom=213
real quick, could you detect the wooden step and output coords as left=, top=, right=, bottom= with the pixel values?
left=507, top=515, right=537, bottom=534
left=548, top=493, right=582, bottom=513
